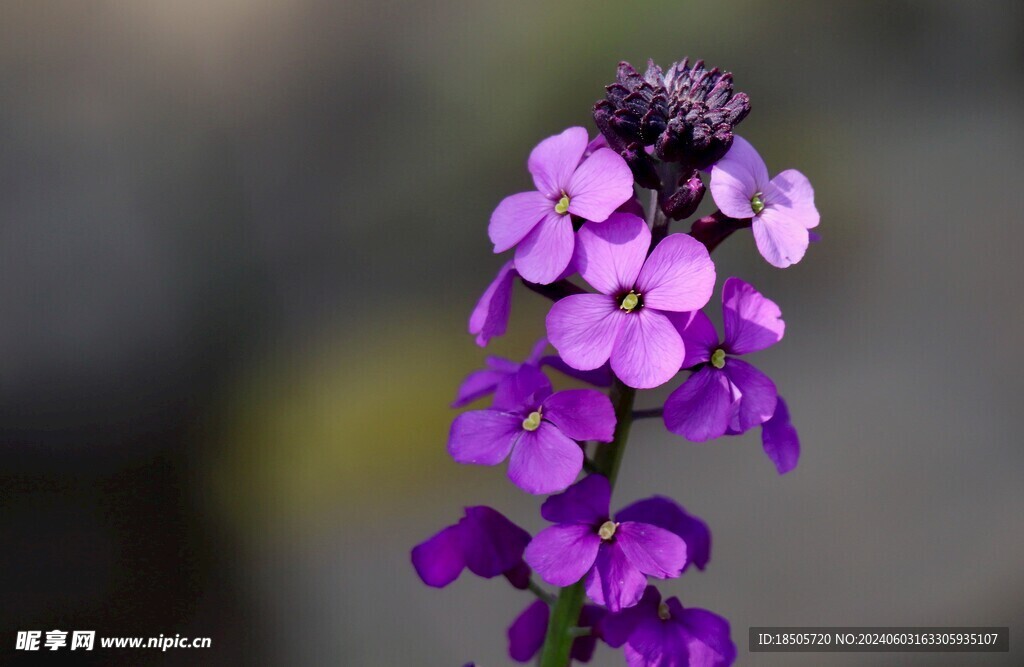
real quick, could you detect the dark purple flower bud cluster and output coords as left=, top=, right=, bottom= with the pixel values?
left=411, top=55, right=820, bottom=666
left=594, top=58, right=751, bottom=220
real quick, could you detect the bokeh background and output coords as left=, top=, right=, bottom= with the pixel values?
left=1, top=1, right=1022, bottom=665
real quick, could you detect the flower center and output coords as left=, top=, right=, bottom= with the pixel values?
left=598, top=520, right=618, bottom=541
left=522, top=410, right=542, bottom=432
left=750, top=192, right=765, bottom=214
left=554, top=194, right=570, bottom=215
left=619, top=291, right=641, bottom=312
left=710, top=348, right=726, bottom=369
left=658, top=602, right=672, bottom=621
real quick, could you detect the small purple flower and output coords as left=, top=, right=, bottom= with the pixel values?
left=508, top=600, right=605, bottom=663
left=709, top=135, right=819, bottom=268
left=488, top=127, right=634, bottom=285
left=453, top=339, right=613, bottom=408
left=469, top=260, right=517, bottom=347
left=411, top=506, right=531, bottom=589
left=546, top=212, right=716, bottom=389
left=664, top=278, right=784, bottom=442
left=452, top=338, right=548, bottom=408
left=760, top=396, right=800, bottom=475
left=448, top=366, right=616, bottom=494
left=524, top=475, right=691, bottom=611
left=601, top=586, right=736, bottom=667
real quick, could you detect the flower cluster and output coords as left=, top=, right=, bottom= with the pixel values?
left=412, top=56, right=818, bottom=666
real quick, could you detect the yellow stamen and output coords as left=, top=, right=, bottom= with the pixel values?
left=598, top=520, right=617, bottom=541
left=750, top=192, right=765, bottom=214
left=522, top=411, right=542, bottom=432
left=658, top=602, right=672, bottom=621
left=620, top=291, right=640, bottom=312
left=554, top=194, right=570, bottom=215
left=710, top=348, right=726, bottom=369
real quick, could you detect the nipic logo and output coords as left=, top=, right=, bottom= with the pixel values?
left=16, top=630, right=95, bottom=651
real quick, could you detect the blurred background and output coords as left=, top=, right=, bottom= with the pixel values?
left=1, top=0, right=1021, bottom=664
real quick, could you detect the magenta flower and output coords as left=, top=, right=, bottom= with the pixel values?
left=709, top=135, right=819, bottom=268
left=488, top=127, right=634, bottom=285
left=448, top=366, right=615, bottom=494
left=663, top=278, right=784, bottom=442
left=601, top=586, right=736, bottom=667
left=508, top=600, right=604, bottom=663
left=411, top=506, right=531, bottom=589
left=546, top=212, right=716, bottom=389
left=524, top=475, right=690, bottom=611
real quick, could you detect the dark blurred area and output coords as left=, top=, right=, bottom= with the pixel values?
left=0, top=1, right=1021, bottom=665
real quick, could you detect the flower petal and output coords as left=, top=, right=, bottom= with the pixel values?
left=508, top=600, right=549, bottom=662
left=616, top=498, right=711, bottom=572
left=767, top=168, right=819, bottom=229
left=525, top=524, right=601, bottom=587
left=635, top=234, right=716, bottom=312
left=675, top=604, right=737, bottom=667
left=761, top=396, right=800, bottom=474
left=751, top=208, right=809, bottom=268
left=666, top=310, right=718, bottom=367
left=514, top=212, right=575, bottom=285
left=462, top=506, right=532, bottom=578
left=722, top=358, right=778, bottom=433
left=468, top=260, right=516, bottom=347
left=611, top=309, right=684, bottom=389
left=663, top=367, right=733, bottom=442
left=507, top=422, right=584, bottom=495
left=488, top=191, right=553, bottom=253
left=541, top=356, right=614, bottom=387
left=574, top=213, right=650, bottom=295
left=451, top=368, right=507, bottom=408
left=546, top=293, right=624, bottom=371
left=616, top=522, right=687, bottom=579
left=529, top=126, right=589, bottom=198
left=567, top=148, right=635, bottom=222
left=585, top=542, right=648, bottom=611
left=708, top=134, right=769, bottom=219
left=448, top=410, right=522, bottom=465
left=492, top=364, right=552, bottom=412
left=627, top=613, right=689, bottom=667
left=540, top=473, right=611, bottom=525
left=721, top=277, right=784, bottom=355
left=600, top=585, right=661, bottom=648
left=541, top=389, right=616, bottom=442
left=411, top=524, right=466, bottom=588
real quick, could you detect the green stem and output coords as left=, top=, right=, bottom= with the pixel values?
left=537, top=379, right=636, bottom=667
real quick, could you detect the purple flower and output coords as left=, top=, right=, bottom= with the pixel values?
left=488, top=127, right=634, bottom=285
left=508, top=600, right=604, bottom=663
left=448, top=366, right=616, bottom=494
left=601, top=586, right=736, bottom=667
left=524, top=475, right=691, bottom=611
left=411, top=506, right=531, bottom=589
left=546, top=212, right=716, bottom=389
left=760, top=396, right=800, bottom=475
left=663, top=278, right=784, bottom=442
left=452, top=338, right=548, bottom=408
left=709, top=135, right=819, bottom=268
left=469, top=260, right=517, bottom=347
left=453, top=339, right=613, bottom=408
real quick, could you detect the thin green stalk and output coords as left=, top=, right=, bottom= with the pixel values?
left=537, top=379, right=636, bottom=667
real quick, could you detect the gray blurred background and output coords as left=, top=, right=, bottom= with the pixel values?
left=0, top=0, right=1021, bottom=665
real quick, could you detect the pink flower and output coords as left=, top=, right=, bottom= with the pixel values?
left=546, top=213, right=715, bottom=389
left=488, top=127, right=634, bottom=284
left=709, top=136, right=819, bottom=268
